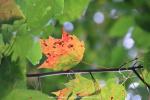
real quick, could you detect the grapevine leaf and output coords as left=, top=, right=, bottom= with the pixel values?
left=4, top=89, right=53, bottom=100
left=38, top=29, right=85, bottom=70
left=26, top=41, right=42, bottom=65
left=0, top=0, right=24, bottom=23
left=57, top=0, right=90, bottom=23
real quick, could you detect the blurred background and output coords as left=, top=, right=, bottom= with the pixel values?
left=35, top=0, right=150, bottom=99
left=0, top=0, right=150, bottom=99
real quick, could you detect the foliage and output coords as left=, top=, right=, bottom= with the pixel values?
left=0, top=0, right=150, bottom=99
left=52, top=75, right=126, bottom=100
left=38, top=29, right=85, bottom=70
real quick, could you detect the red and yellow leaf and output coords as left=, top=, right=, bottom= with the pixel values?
left=52, top=88, right=71, bottom=100
left=38, top=29, right=85, bottom=70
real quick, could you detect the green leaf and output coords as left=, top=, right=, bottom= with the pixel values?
left=58, top=0, right=90, bottom=23
left=0, top=34, right=4, bottom=46
left=4, top=89, right=53, bottom=100
left=109, top=16, right=134, bottom=37
left=0, top=56, right=26, bottom=99
left=100, top=79, right=126, bottom=100
left=65, top=74, right=99, bottom=95
left=26, top=41, right=42, bottom=65
left=53, top=74, right=101, bottom=99
left=0, top=34, right=4, bottom=63
left=135, top=12, right=150, bottom=32
left=143, top=70, right=150, bottom=84
left=143, top=50, right=150, bottom=71
left=11, top=34, right=33, bottom=61
left=110, top=45, right=127, bottom=67
left=0, top=0, right=24, bottom=23
left=16, top=0, right=64, bottom=34
left=132, top=26, right=150, bottom=48
left=81, top=94, right=101, bottom=100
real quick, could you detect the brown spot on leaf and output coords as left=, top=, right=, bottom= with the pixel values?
left=68, top=44, right=73, bottom=48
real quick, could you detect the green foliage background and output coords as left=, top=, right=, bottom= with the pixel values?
left=0, top=0, right=150, bottom=99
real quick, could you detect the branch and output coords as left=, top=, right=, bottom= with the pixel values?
left=26, top=66, right=143, bottom=78
left=132, top=65, right=150, bottom=90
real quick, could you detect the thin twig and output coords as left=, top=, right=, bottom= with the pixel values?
left=132, top=65, right=150, bottom=90
left=26, top=66, right=143, bottom=78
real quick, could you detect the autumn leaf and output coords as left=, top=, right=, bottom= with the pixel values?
left=38, top=29, right=85, bottom=70
left=0, top=0, right=25, bottom=22
left=52, top=75, right=126, bottom=100
left=52, top=74, right=101, bottom=100
left=52, top=88, right=72, bottom=100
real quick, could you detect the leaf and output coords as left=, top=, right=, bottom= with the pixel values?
left=0, top=34, right=4, bottom=63
left=0, top=0, right=24, bottom=23
left=52, top=88, right=72, bottom=100
left=0, top=56, right=26, bottom=99
left=16, top=0, right=64, bottom=34
left=132, top=26, right=150, bottom=48
left=100, top=79, right=126, bottom=100
left=38, top=29, right=85, bottom=70
left=143, top=70, right=150, bottom=84
left=65, top=74, right=100, bottom=96
left=53, top=74, right=101, bottom=100
left=110, top=45, right=127, bottom=67
left=109, top=16, right=134, bottom=38
left=1, top=20, right=36, bottom=61
left=4, top=89, right=53, bottom=100
left=81, top=94, right=101, bottom=100
left=26, top=40, right=42, bottom=65
left=11, top=33, right=33, bottom=61
left=57, top=0, right=90, bottom=23
left=52, top=75, right=126, bottom=100
left=143, top=50, right=150, bottom=71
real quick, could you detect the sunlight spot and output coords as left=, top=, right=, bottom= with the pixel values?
left=33, top=36, right=40, bottom=43
left=110, top=9, right=118, bottom=19
left=93, top=12, right=104, bottom=24
left=123, top=38, right=134, bottom=49
left=12, top=31, right=17, bottom=36
left=99, top=80, right=106, bottom=87
left=128, top=48, right=137, bottom=59
left=125, top=92, right=132, bottom=100
left=123, top=27, right=135, bottom=49
left=129, top=82, right=139, bottom=89
left=132, top=95, right=141, bottom=100
left=33, top=3, right=36, bottom=6
left=63, top=21, right=74, bottom=32
left=45, top=19, right=56, bottom=26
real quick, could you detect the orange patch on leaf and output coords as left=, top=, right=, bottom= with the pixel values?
left=38, top=29, right=85, bottom=70
left=52, top=88, right=71, bottom=100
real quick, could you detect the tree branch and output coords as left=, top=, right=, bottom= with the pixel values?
left=26, top=66, right=143, bottom=78
left=132, top=65, right=150, bottom=90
